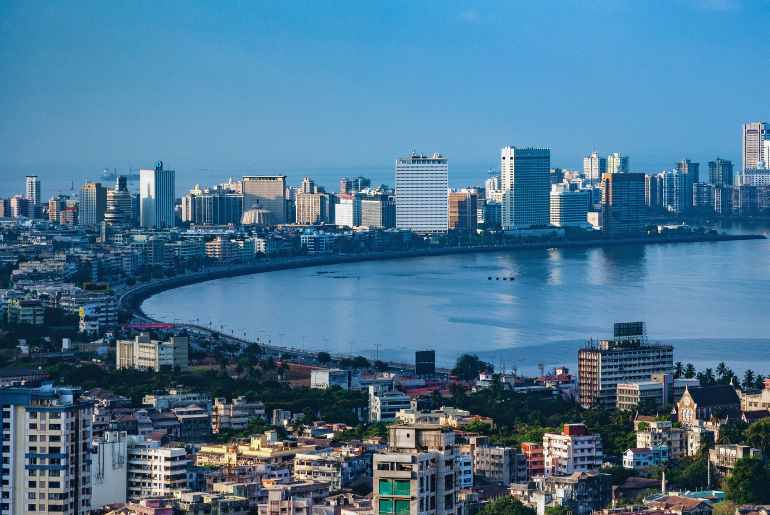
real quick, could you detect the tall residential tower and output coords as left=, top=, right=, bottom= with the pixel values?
left=139, top=161, right=176, bottom=229
left=500, top=146, right=551, bottom=230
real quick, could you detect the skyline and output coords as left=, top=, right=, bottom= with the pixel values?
left=2, top=1, right=770, bottom=180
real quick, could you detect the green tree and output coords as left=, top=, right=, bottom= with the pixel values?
left=479, top=497, right=535, bottom=515
left=745, top=418, right=770, bottom=457
left=684, top=363, right=696, bottom=379
left=724, top=458, right=770, bottom=504
left=716, top=362, right=728, bottom=379
left=674, top=362, right=684, bottom=379
left=453, top=354, right=492, bottom=381
left=545, top=507, right=572, bottom=515
left=742, top=369, right=756, bottom=390
left=317, top=351, right=331, bottom=364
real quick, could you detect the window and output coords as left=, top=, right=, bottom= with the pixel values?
left=379, top=479, right=394, bottom=496
left=395, top=500, right=410, bottom=514
left=379, top=498, right=394, bottom=514
left=394, top=480, right=410, bottom=497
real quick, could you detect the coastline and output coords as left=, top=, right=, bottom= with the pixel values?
left=122, top=232, right=765, bottom=320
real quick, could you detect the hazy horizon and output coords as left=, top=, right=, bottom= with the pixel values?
left=2, top=0, right=770, bottom=197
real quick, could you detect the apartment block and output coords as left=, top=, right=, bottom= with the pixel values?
left=0, top=385, right=94, bottom=515
left=543, top=424, right=603, bottom=476
left=373, top=424, right=459, bottom=515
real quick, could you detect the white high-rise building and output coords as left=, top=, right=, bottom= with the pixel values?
left=607, top=152, right=629, bottom=174
left=500, top=146, right=551, bottom=230
left=395, top=152, right=448, bottom=233
left=139, top=161, right=176, bottom=228
left=334, top=194, right=361, bottom=228
left=0, top=385, right=93, bottom=515
left=543, top=424, right=603, bottom=476
left=126, top=436, right=188, bottom=500
left=25, top=175, right=41, bottom=205
left=742, top=121, right=769, bottom=171
left=583, top=152, right=607, bottom=184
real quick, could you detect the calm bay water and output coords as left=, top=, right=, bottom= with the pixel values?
left=143, top=223, right=770, bottom=375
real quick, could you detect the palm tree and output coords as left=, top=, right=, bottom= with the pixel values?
left=755, top=374, right=766, bottom=390
left=742, top=369, right=756, bottom=390
left=684, top=363, right=696, bottom=379
left=716, top=362, right=728, bottom=379
left=674, top=362, right=684, bottom=378
left=704, top=368, right=716, bottom=385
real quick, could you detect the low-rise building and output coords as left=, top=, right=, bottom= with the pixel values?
left=622, top=445, right=669, bottom=469
left=708, top=444, right=761, bottom=478
left=543, top=424, right=603, bottom=476
left=634, top=418, right=687, bottom=459
left=311, top=368, right=354, bottom=390
left=196, top=430, right=319, bottom=470
left=293, top=446, right=372, bottom=492
left=172, top=490, right=250, bottom=515
left=521, top=442, right=545, bottom=479
left=510, top=471, right=612, bottom=515
left=212, top=396, right=266, bottom=433
left=143, top=389, right=212, bottom=412
left=473, top=445, right=527, bottom=485
left=645, top=495, right=714, bottom=515
left=257, top=480, right=331, bottom=515
left=369, top=384, right=411, bottom=423
left=6, top=298, right=45, bottom=325
left=116, top=333, right=189, bottom=372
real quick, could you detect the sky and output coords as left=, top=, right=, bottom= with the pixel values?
left=1, top=0, right=770, bottom=196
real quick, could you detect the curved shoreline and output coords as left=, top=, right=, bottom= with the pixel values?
left=122, top=233, right=765, bottom=320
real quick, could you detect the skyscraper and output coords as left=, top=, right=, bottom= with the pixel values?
left=607, top=152, right=629, bottom=174
left=659, top=170, right=689, bottom=214
left=79, top=182, right=107, bottom=227
left=105, top=176, right=134, bottom=226
left=583, top=151, right=607, bottom=185
left=0, top=385, right=93, bottom=515
left=600, top=172, right=647, bottom=234
left=742, top=121, right=769, bottom=171
left=395, top=152, right=448, bottom=233
left=708, top=158, right=734, bottom=187
left=242, top=176, right=287, bottom=225
left=500, top=146, right=550, bottom=230
left=25, top=175, right=40, bottom=205
left=140, top=161, right=176, bottom=228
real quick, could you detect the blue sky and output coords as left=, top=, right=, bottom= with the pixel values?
left=1, top=0, right=769, bottom=183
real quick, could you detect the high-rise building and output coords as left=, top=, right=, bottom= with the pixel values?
left=25, top=175, right=41, bottom=206
left=140, top=161, right=176, bottom=228
left=600, top=172, right=647, bottom=234
left=709, top=158, right=734, bottom=187
left=181, top=185, right=243, bottom=226
left=645, top=174, right=663, bottom=210
left=500, top=146, right=551, bottom=230
left=105, top=176, right=134, bottom=226
left=373, top=425, right=459, bottom=515
left=583, top=152, right=607, bottom=185
left=675, top=159, right=699, bottom=211
left=339, top=176, right=371, bottom=194
left=0, top=385, right=93, bottom=515
left=126, top=436, right=189, bottom=500
left=578, top=322, right=674, bottom=409
left=549, top=186, right=590, bottom=227
left=659, top=170, right=689, bottom=214
left=692, top=183, right=715, bottom=212
left=48, top=195, right=70, bottom=223
left=395, top=152, right=448, bottom=233
left=607, top=152, right=629, bottom=174
left=242, top=176, right=287, bottom=225
left=742, top=121, right=769, bottom=171
left=79, top=182, right=107, bottom=227
left=448, top=190, right=478, bottom=234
